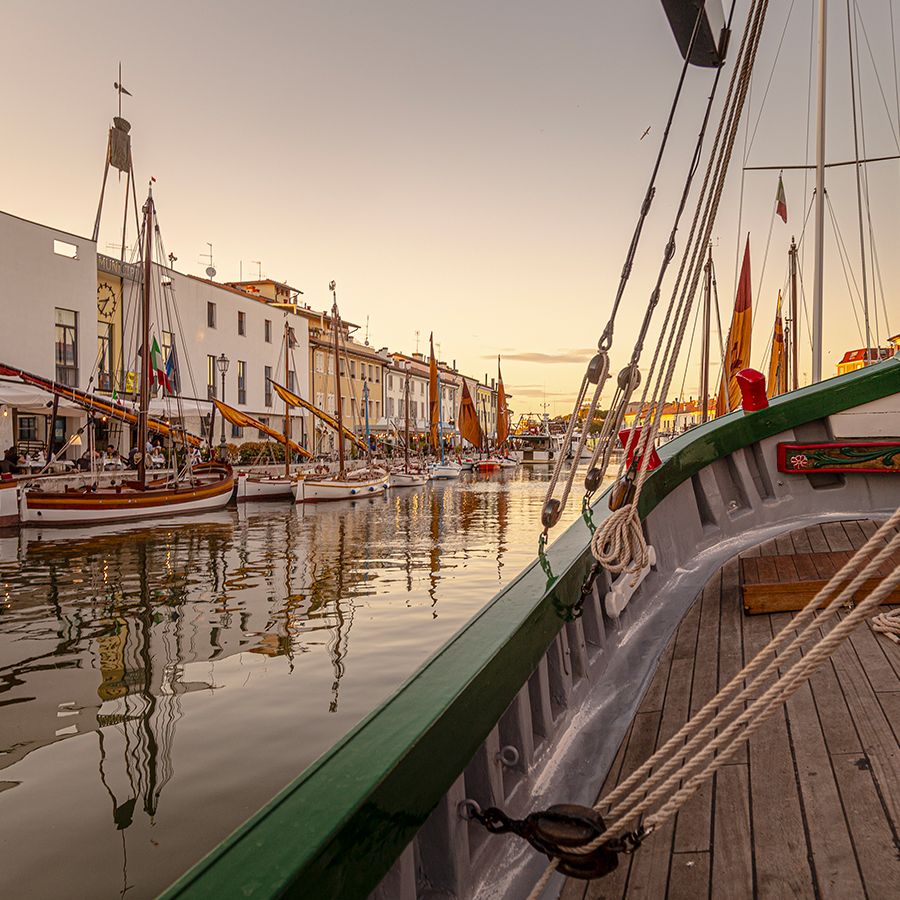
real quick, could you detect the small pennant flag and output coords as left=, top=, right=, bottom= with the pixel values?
left=775, top=174, right=787, bottom=224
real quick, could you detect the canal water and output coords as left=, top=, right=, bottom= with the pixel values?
left=0, top=466, right=596, bottom=898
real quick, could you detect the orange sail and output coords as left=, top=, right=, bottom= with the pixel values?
left=212, top=399, right=311, bottom=458
left=716, top=236, right=753, bottom=416
left=428, top=333, right=440, bottom=450
left=496, top=358, right=509, bottom=446
left=766, top=291, right=787, bottom=398
left=271, top=380, right=368, bottom=453
left=458, top=380, right=482, bottom=448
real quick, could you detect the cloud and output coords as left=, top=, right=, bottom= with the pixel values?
left=511, top=386, right=574, bottom=398
left=487, top=348, right=595, bottom=364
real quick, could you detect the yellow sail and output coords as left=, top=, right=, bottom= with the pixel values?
left=212, top=399, right=311, bottom=458
left=270, top=381, right=368, bottom=453
left=766, top=291, right=787, bottom=398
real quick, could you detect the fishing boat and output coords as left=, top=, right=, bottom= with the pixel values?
left=292, top=283, right=388, bottom=503
left=391, top=363, right=428, bottom=487
left=0, top=477, right=18, bottom=528
left=160, top=3, right=900, bottom=898
left=15, top=186, right=234, bottom=527
left=232, top=319, right=312, bottom=501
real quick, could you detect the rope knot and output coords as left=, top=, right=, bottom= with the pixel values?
left=591, top=504, right=648, bottom=577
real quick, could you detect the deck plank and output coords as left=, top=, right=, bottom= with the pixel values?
left=563, top=520, right=896, bottom=900
left=741, top=611, right=816, bottom=898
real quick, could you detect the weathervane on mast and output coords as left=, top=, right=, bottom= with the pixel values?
left=114, top=61, right=132, bottom=120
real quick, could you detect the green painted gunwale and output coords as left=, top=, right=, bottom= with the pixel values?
left=161, top=359, right=898, bottom=899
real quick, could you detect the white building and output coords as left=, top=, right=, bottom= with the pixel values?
left=0, top=209, right=313, bottom=460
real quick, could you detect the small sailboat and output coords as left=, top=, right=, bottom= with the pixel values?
left=292, top=282, right=388, bottom=503
left=16, top=185, right=234, bottom=526
left=390, top=365, right=427, bottom=487
left=233, top=319, right=312, bottom=501
left=427, top=334, right=461, bottom=480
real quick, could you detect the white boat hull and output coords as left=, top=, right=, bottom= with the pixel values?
left=236, top=473, right=295, bottom=501
left=429, top=463, right=462, bottom=480
left=390, top=472, right=428, bottom=487
left=294, top=476, right=389, bottom=503
left=0, top=479, right=19, bottom=528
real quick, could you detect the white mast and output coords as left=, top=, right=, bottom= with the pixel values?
left=812, top=0, right=827, bottom=382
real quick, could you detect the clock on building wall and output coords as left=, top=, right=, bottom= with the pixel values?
left=97, top=282, right=118, bottom=321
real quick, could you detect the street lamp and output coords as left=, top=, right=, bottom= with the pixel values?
left=217, top=353, right=230, bottom=458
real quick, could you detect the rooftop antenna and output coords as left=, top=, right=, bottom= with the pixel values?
left=365, top=316, right=370, bottom=346
left=415, top=330, right=420, bottom=354
left=252, top=260, right=262, bottom=279
left=201, top=243, right=216, bottom=279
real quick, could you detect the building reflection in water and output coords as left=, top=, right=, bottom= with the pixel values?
left=0, top=469, right=559, bottom=897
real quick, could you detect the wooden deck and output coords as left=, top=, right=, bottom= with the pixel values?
left=560, top=519, right=900, bottom=900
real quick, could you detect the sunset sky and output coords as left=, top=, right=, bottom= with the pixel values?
left=3, top=1, right=898, bottom=414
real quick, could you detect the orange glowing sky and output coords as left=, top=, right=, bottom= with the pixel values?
left=2, top=1, right=898, bottom=414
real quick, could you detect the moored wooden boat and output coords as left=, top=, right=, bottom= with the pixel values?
left=294, top=474, right=388, bottom=502
left=0, top=477, right=18, bottom=528
left=235, top=471, right=297, bottom=502
left=390, top=470, right=428, bottom=487
left=19, top=462, right=234, bottom=526
left=430, top=461, right=462, bottom=479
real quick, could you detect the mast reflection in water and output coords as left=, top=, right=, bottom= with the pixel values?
left=0, top=467, right=588, bottom=897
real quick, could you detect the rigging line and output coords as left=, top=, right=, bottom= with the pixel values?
left=743, top=153, right=900, bottom=170
left=892, top=0, right=900, bottom=135
left=750, top=203, right=777, bottom=331
left=847, top=0, right=873, bottom=358
left=853, top=0, right=900, bottom=150
left=744, top=0, right=797, bottom=156
left=676, top=293, right=702, bottom=403
left=825, top=194, right=866, bottom=345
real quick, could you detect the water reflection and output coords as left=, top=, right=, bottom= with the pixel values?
left=0, top=467, right=589, bottom=897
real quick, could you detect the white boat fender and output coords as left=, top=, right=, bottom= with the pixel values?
left=604, top=545, right=656, bottom=618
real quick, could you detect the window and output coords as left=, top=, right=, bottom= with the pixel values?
left=315, top=351, right=324, bottom=374
left=55, top=308, right=78, bottom=387
left=264, top=319, right=272, bottom=343
left=315, top=391, right=324, bottom=409
left=53, top=239, right=78, bottom=259
left=264, top=366, right=273, bottom=406
left=368, top=365, right=374, bottom=382
left=387, top=374, right=393, bottom=390
left=258, top=417, right=269, bottom=439
left=17, top=415, right=38, bottom=442
left=350, top=360, right=356, bottom=378
left=288, top=326, right=297, bottom=348
left=339, top=358, right=345, bottom=377
left=97, top=322, right=113, bottom=391
left=388, top=398, right=394, bottom=417
left=287, top=369, right=296, bottom=393
left=231, top=423, right=244, bottom=438
left=327, top=356, right=334, bottom=376
left=207, top=302, right=216, bottom=328
left=207, top=354, right=216, bottom=399
left=238, top=360, right=247, bottom=405
left=375, top=367, right=380, bottom=383
left=327, top=393, right=335, bottom=414
left=238, top=311, right=246, bottom=336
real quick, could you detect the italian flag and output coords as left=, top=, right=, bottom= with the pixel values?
left=149, top=336, right=173, bottom=394
left=775, top=174, right=787, bottom=224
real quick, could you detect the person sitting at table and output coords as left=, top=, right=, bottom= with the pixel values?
left=4, top=446, right=22, bottom=475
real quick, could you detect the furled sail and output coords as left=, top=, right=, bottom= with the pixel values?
left=766, top=291, right=787, bottom=398
left=270, top=381, right=368, bottom=453
left=212, top=399, right=311, bottom=458
left=716, top=236, right=753, bottom=416
left=428, top=334, right=440, bottom=450
left=0, top=362, right=202, bottom=447
left=496, top=358, right=509, bottom=446
left=458, top=380, right=483, bottom=448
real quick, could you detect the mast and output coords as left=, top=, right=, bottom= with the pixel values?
left=404, top=366, right=410, bottom=473
left=700, top=243, right=712, bottom=424
left=138, top=188, right=152, bottom=487
left=330, top=281, right=345, bottom=477
left=283, top=318, right=291, bottom=477
left=438, top=372, right=444, bottom=464
left=811, top=0, right=827, bottom=383
left=789, top=237, right=799, bottom=389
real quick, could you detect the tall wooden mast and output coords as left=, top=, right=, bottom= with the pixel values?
left=283, top=318, right=291, bottom=477
left=789, top=237, right=799, bottom=390
left=700, top=243, right=712, bottom=423
left=137, top=188, right=152, bottom=487
left=404, top=366, right=410, bottom=474
left=330, top=282, right=345, bottom=477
